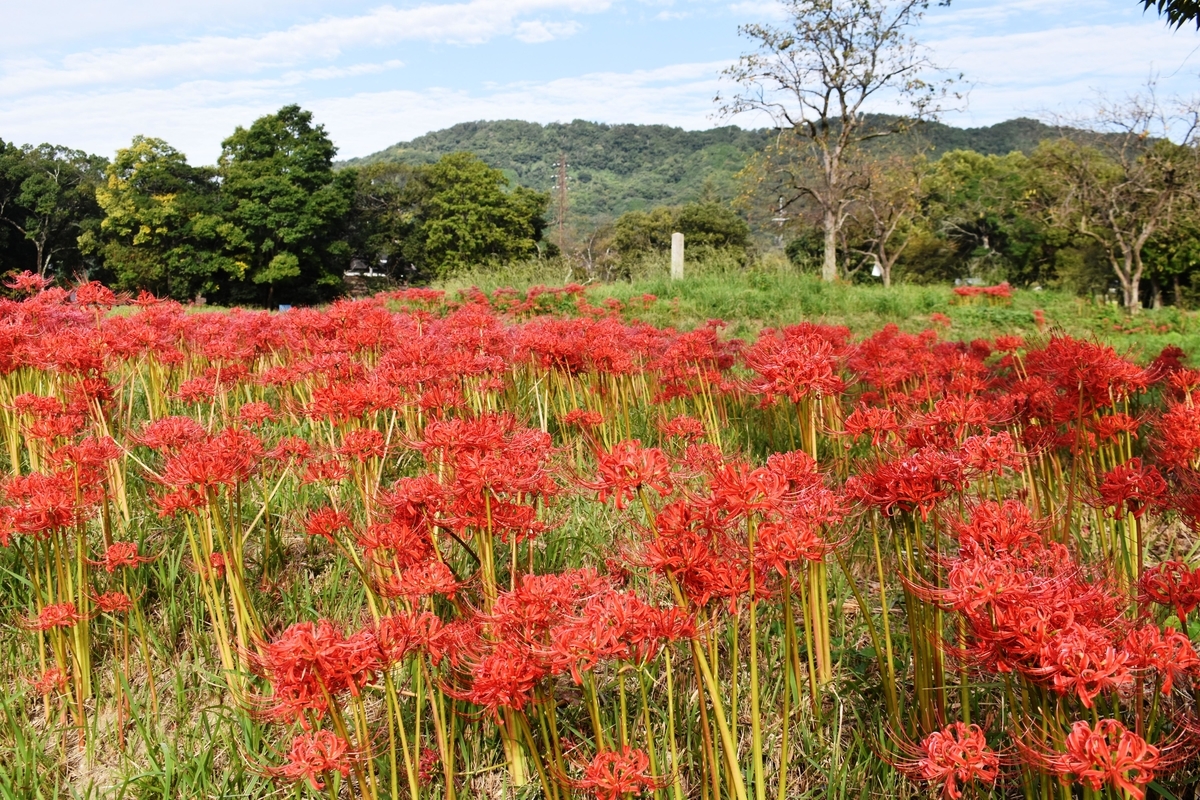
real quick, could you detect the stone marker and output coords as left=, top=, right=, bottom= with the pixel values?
left=670, top=232, right=684, bottom=280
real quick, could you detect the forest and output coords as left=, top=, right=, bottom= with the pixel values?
left=2, top=103, right=1199, bottom=310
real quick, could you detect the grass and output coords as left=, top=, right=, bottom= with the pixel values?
left=440, top=254, right=1200, bottom=360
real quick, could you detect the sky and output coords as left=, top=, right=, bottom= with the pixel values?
left=1, top=0, right=1198, bottom=164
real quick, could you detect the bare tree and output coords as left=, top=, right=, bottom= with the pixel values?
left=846, top=151, right=927, bottom=286
left=719, top=0, right=954, bottom=282
left=1033, top=88, right=1200, bottom=312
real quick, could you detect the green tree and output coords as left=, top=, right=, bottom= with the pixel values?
left=82, top=136, right=241, bottom=301
left=922, top=149, right=1051, bottom=284
left=0, top=139, right=104, bottom=278
left=217, top=105, right=353, bottom=305
left=413, top=152, right=549, bottom=277
left=346, top=162, right=425, bottom=281
left=1141, top=0, right=1200, bottom=29
left=610, top=202, right=749, bottom=264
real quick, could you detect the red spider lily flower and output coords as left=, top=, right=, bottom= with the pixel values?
left=92, top=591, right=134, bottom=615
left=21, top=601, right=84, bottom=631
left=152, top=487, right=207, bottom=518
left=372, top=611, right=444, bottom=667
left=901, top=723, right=999, bottom=800
left=705, top=461, right=789, bottom=521
left=301, top=457, right=351, bottom=484
left=303, top=507, right=351, bottom=544
left=1155, top=402, right=1200, bottom=468
left=0, top=471, right=78, bottom=537
left=743, top=324, right=846, bottom=403
left=1140, top=560, right=1200, bottom=623
left=581, top=440, right=672, bottom=510
left=5, top=270, right=52, bottom=294
left=1091, top=412, right=1140, bottom=444
left=338, top=428, right=387, bottom=460
left=1122, top=624, right=1200, bottom=695
left=1033, top=624, right=1131, bottom=708
left=237, top=401, right=276, bottom=426
left=572, top=745, right=663, bottom=800
left=563, top=409, right=604, bottom=428
left=158, top=427, right=264, bottom=490
left=452, top=643, right=545, bottom=717
left=1052, top=720, right=1160, bottom=800
left=254, top=620, right=383, bottom=723
left=1094, top=458, right=1167, bottom=519
left=379, top=561, right=460, bottom=600
left=659, top=415, right=706, bottom=441
left=842, top=405, right=899, bottom=448
left=209, top=552, right=227, bottom=580
left=958, top=432, right=1024, bottom=476
left=846, top=448, right=965, bottom=521
left=92, top=541, right=156, bottom=572
left=417, top=746, right=440, bottom=786
left=268, top=730, right=354, bottom=791
left=135, top=416, right=209, bottom=451
left=29, top=667, right=68, bottom=695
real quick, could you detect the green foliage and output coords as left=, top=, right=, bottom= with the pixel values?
left=415, top=152, right=549, bottom=278
left=84, top=136, right=242, bottom=301
left=217, top=104, right=353, bottom=304
left=0, top=139, right=105, bottom=277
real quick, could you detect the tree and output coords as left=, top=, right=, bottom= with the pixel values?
left=413, top=152, right=549, bottom=277
left=82, top=136, right=241, bottom=301
left=1031, top=91, right=1200, bottom=312
left=844, top=152, right=926, bottom=286
left=1141, top=0, right=1200, bottom=29
left=923, top=149, right=1051, bottom=285
left=218, top=105, right=353, bottom=305
left=0, top=140, right=104, bottom=277
left=720, top=0, right=953, bottom=282
left=346, top=162, right=424, bottom=281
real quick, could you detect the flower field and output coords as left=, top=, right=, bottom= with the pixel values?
left=4, top=273, right=1200, bottom=799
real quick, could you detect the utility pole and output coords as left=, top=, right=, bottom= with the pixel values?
left=554, top=152, right=568, bottom=254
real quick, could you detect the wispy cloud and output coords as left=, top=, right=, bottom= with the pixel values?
left=0, top=0, right=609, bottom=95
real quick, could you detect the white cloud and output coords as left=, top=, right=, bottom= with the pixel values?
left=514, top=20, right=584, bottom=41
left=0, top=0, right=612, bottom=96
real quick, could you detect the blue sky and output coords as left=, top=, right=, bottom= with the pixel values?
left=1, top=0, right=1198, bottom=163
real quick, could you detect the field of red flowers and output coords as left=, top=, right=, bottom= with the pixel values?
left=2, top=271, right=1200, bottom=799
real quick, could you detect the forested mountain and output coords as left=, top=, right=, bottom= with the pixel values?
left=343, top=117, right=1075, bottom=222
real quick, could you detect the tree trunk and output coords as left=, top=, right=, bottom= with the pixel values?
left=1151, top=277, right=1163, bottom=310
left=1175, top=273, right=1184, bottom=309
left=1124, top=276, right=1141, bottom=314
left=821, top=208, right=837, bottom=282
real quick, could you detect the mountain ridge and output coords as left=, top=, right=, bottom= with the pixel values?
left=341, top=116, right=1077, bottom=223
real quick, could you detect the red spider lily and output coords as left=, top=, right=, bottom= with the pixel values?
left=267, top=730, right=354, bottom=791
left=958, top=432, right=1024, bottom=476
left=704, top=460, right=789, bottom=521
left=1122, top=624, right=1200, bottom=695
left=659, top=415, right=706, bottom=441
left=5, top=270, right=52, bottom=294
left=1155, top=402, right=1200, bottom=468
left=1094, top=458, right=1167, bottom=519
left=92, top=591, right=134, bottom=615
left=563, top=409, right=604, bottom=428
left=338, top=428, right=388, bottom=460
left=152, top=487, right=206, bottom=518
left=846, top=448, right=965, bottom=520
left=451, top=643, right=545, bottom=717
left=237, top=401, right=276, bottom=426
left=301, top=458, right=350, bottom=484
left=571, top=745, right=663, bottom=800
left=135, top=416, right=209, bottom=451
left=1032, top=623, right=1132, bottom=708
left=378, top=561, right=459, bottom=600
left=254, top=620, right=383, bottom=724
left=209, top=552, right=227, bottom=580
left=1052, top=720, right=1160, bottom=800
left=900, top=723, right=999, bottom=800
left=158, top=427, right=264, bottom=490
left=0, top=472, right=80, bottom=539
left=842, top=405, right=899, bottom=448
left=743, top=324, right=846, bottom=403
left=29, top=667, right=68, bottom=695
left=92, top=541, right=156, bottom=572
left=303, top=507, right=352, bottom=544
left=21, top=602, right=84, bottom=631
left=372, top=611, right=444, bottom=666
left=1140, top=560, right=1200, bottom=622
left=581, top=440, right=672, bottom=510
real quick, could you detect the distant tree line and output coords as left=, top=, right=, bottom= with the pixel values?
left=0, top=105, right=550, bottom=305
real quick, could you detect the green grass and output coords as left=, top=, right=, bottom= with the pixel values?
left=440, top=254, right=1200, bottom=361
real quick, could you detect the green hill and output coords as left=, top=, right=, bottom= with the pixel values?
left=342, top=117, right=1075, bottom=223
